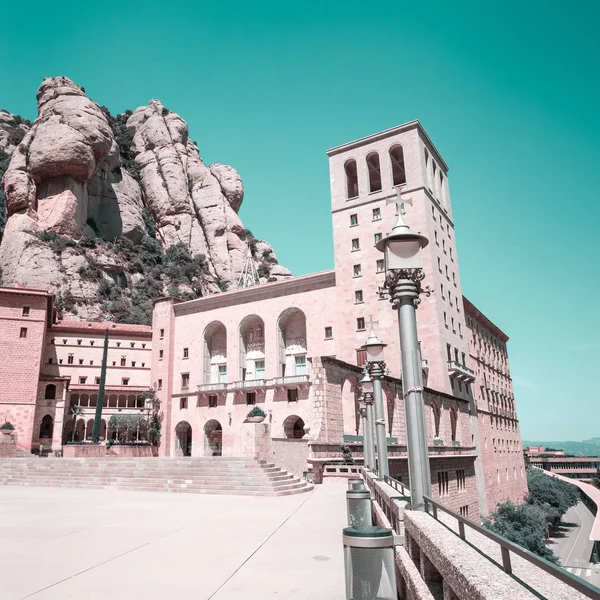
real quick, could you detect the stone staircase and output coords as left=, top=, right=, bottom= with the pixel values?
left=0, top=457, right=313, bottom=496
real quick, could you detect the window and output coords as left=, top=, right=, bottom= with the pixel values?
left=79, top=377, right=87, bottom=385
left=354, top=290, right=364, bottom=304
left=366, top=151, right=382, bottom=192
left=19, top=327, right=27, bottom=338
left=39, top=415, right=53, bottom=439
left=183, top=347, right=189, bottom=359
left=462, top=352, right=466, bottom=366
left=122, top=378, right=129, bottom=386
left=325, top=326, right=333, bottom=339
left=159, top=350, right=164, bottom=360
left=217, top=364, right=227, bottom=383
left=451, top=317, right=455, bottom=332
left=116, top=342, right=121, bottom=347
left=50, top=339, right=55, bottom=344
left=454, top=348, right=460, bottom=363
left=356, top=317, right=365, bottom=331
left=78, top=359, right=84, bottom=365
left=353, top=264, right=362, bottom=278
left=351, top=238, right=360, bottom=251
left=374, top=232, right=382, bottom=244
left=372, top=207, right=381, bottom=221
left=295, top=355, right=307, bottom=375
left=44, top=384, right=56, bottom=400
left=356, top=348, right=367, bottom=367
left=181, top=373, right=190, bottom=389
left=450, top=247, right=454, bottom=261
left=255, top=360, right=265, bottom=378
left=350, top=213, right=358, bottom=226
left=22, top=306, right=30, bottom=317
left=389, top=145, right=406, bottom=186
left=77, top=339, right=82, bottom=345
left=130, top=342, right=135, bottom=348
left=120, top=356, right=126, bottom=367
left=438, top=257, right=442, bottom=272
left=68, top=354, right=74, bottom=365
left=180, top=397, right=188, bottom=409
left=63, top=339, right=67, bottom=344
left=246, top=392, right=256, bottom=405
left=446, top=343, right=452, bottom=361
left=440, top=284, right=445, bottom=299
left=48, top=357, right=53, bottom=364
left=442, top=239, right=446, bottom=254
left=345, top=159, right=359, bottom=198
left=432, top=205, right=436, bottom=220
left=437, top=471, right=449, bottom=496
left=287, top=388, right=299, bottom=402
left=160, top=329, right=165, bottom=339
left=444, top=312, right=448, bottom=329
left=459, top=505, right=469, bottom=518
left=90, top=341, right=95, bottom=346
left=209, top=395, right=217, bottom=408
left=434, top=231, right=438, bottom=245
left=457, top=470, right=466, bottom=491
left=376, top=259, right=384, bottom=273
left=95, top=377, right=101, bottom=385
left=453, top=272, right=456, bottom=286
left=449, top=294, right=453, bottom=307
left=157, top=379, right=163, bottom=390
left=142, top=343, right=146, bottom=348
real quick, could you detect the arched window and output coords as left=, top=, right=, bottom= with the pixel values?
left=432, top=403, right=441, bottom=438
left=366, top=152, right=382, bottom=193
left=39, top=415, right=53, bottom=439
left=390, top=145, right=406, bottom=186
left=345, top=159, right=359, bottom=199
left=450, top=407, right=458, bottom=442
left=44, top=384, right=56, bottom=400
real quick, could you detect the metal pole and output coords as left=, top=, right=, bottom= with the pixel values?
left=91, top=329, right=109, bottom=443
left=395, top=277, right=431, bottom=509
left=369, top=362, right=389, bottom=480
left=364, top=394, right=376, bottom=471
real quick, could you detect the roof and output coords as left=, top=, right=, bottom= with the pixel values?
left=50, top=320, right=152, bottom=337
left=325, top=120, right=449, bottom=171
left=463, top=296, right=509, bottom=342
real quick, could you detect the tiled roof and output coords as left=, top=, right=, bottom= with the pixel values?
left=50, top=320, right=152, bottom=336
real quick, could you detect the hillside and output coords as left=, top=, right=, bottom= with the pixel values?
left=522, top=437, right=600, bottom=457
left=0, top=77, right=290, bottom=324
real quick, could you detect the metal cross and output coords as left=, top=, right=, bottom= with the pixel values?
left=366, top=315, right=379, bottom=332
left=387, top=185, right=413, bottom=216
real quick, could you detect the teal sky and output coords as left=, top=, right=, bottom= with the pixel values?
left=1, top=0, right=598, bottom=441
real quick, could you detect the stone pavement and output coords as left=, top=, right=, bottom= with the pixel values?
left=0, top=479, right=348, bottom=600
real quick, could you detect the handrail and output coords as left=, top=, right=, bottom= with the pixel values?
left=423, top=493, right=600, bottom=599
left=383, top=474, right=411, bottom=498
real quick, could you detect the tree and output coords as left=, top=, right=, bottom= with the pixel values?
left=526, top=468, right=579, bottom=514
left=484, top=501, right=558, bottom=562
left=70, top=405, right=83, bottom=442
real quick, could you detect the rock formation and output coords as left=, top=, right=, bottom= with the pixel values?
left=0, top=77, right=290, bottom=323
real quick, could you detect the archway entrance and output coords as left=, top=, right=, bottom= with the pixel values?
left=283, top=415, right=306, bottom=439
left=204, top=420, right=222, bottom=456
left=175, top=421, right=193, bottom=457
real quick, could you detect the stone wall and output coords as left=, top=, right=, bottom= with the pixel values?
left=271, top=438, right=309, bottom=477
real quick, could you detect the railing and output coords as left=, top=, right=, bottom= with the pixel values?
left=447, top=360, right=475, bottom=381
left=228, top=379, right=266, bottom=390
left=198, top=375, right=310, bottom=393
left=270, top=374, right=309, bottom=386
left=197, top=382, right=227, bottom=392
left=422, top=492, right=599, bottom=599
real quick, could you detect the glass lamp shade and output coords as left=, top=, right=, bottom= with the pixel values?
left=364, top=342, right=385, bottom=362
left=385, top=238, right=423, bottom=270
left=360, top=373, right=374, bottom=394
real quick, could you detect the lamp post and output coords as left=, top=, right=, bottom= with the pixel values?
left=359, top=372, right=375, bottom=472
left=375, top=185, right=432, bottom=510
left=362, top=328, right=389, bottom=480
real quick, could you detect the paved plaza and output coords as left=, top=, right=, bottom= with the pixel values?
left=0, top=480, right=347, bottom=600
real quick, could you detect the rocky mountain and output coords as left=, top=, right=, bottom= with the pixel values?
left=0, top=77, right=289, bottom=323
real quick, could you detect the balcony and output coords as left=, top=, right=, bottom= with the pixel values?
left=197, top=382, right=228, bottom=394
left=270, top=374, right=310, bottom=390
left=447, top=360, right=475, bottom=383
left=228, top=379, right=266, bottom=393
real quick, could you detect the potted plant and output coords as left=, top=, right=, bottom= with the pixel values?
left=0, top=421, right=15, bottom=435
left=246, top=406, right=266, bottom=423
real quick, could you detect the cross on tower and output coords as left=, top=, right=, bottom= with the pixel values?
left=386, top=185, right=413, bottom=216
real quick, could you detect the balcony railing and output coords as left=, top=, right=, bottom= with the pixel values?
left=198, top=375, right=311, bottom=394
left=228, top=379, right=266, bottom=390
left=270, top=374, right=310, bottom=387
left=447, top=360, right=475, bottom=382
left=197, top=382, right=228, bottom=393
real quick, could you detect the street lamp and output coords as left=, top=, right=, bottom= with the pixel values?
left=375, top=185, right=432, bottom=510
left=359, top=372, right=375, bottom=472
left=362, top=329, right=389, bottom=480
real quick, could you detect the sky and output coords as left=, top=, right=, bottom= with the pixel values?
left=1, top=0, right=598, bottom=441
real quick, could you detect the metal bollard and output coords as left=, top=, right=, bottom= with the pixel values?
left=348, top=478, right=365, bottom=491
left=346, top=489, right=373, bottom=527
left=343, top=526, right=397, bottom=600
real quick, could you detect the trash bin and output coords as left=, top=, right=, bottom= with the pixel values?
left=346, top=489, right=373, bottom=527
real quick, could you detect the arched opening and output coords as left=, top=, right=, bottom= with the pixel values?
left=63, top=419, right=73, bottom=444
left=277, top=308, right=307, bottom=377
left=283, top=415, right=306, bottom=439
left=175, top=421, right=193, bottom=457
left=85, top=419, right=94, bottom=440
left=75, top=419, right=85, bottom=442
left=450, top=406, right=458, bottom=442
left=366, top=152, right=382, bottom=193
left=39, top=415, right=53, bottom=439
left=239, top=315, right=265, bottom=381
left=432, top=403, right=441, bottom=439
left=44, top=384, right=56, bottom=400
left=345, top=159, right=359, bottom=199
left=204, top=420, right=222, bottom=456
left=80, top=394, right=89, bottom=407
left=69, top=393, right=79, bottom=407
left=89, top=394, right=97, bottom=408
left=341, top=377, right=361, bottom=438
left=203, top=321, right=227, bottom=384
left=390, top=145, right=406, bottom=186
left=99, top=419, right=107, bottom=441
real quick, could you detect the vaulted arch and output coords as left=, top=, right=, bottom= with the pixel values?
left=345, top=159, right=359, bottom=199
left=366, top=151, right=382, bottom=193
left=203, top=321, right=227, bottom=384
left=389, top=145, right=406, bottom=186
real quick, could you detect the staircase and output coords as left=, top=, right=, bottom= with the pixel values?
left=0, top=457, right=313, bottom=497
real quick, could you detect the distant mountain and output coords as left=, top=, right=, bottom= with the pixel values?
left=522, top=438, right=600, bottom=457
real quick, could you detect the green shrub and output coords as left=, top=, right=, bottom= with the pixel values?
left=247, top=406, right=266, bottom=418
left=0, top=421, right=15, bottom=431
